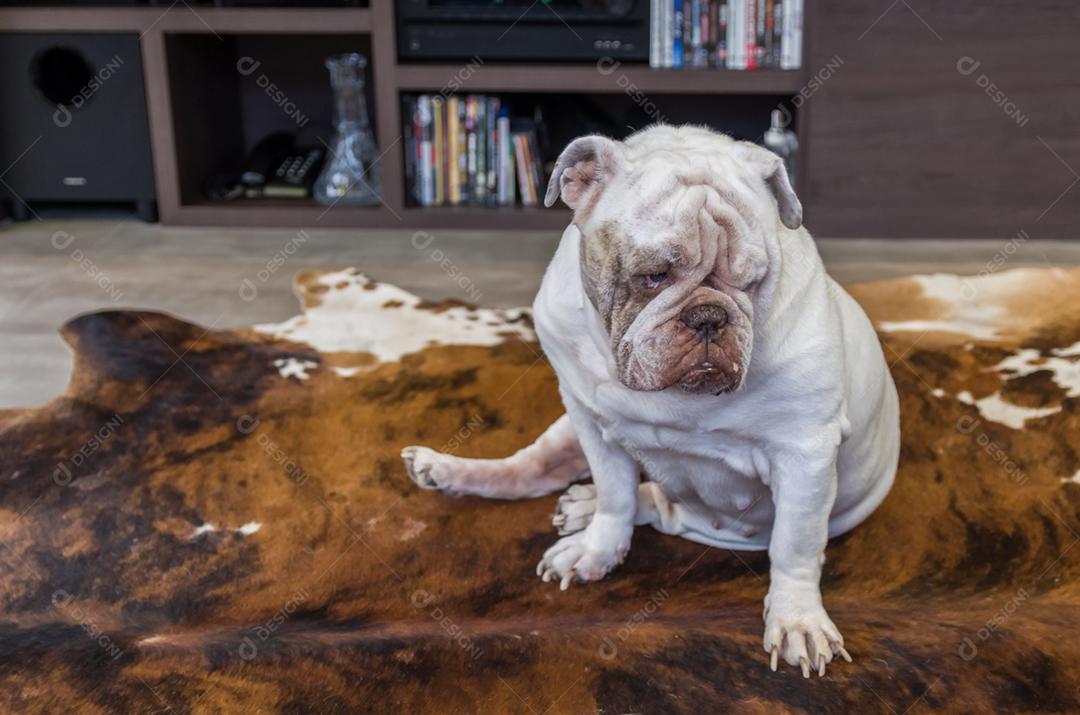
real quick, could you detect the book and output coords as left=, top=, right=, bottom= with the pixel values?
left=465, top=96, right=478, bottom=205
left=756, top=0, right=767, bottom=68
left=790, top=0, right=803, bottom=70
left=524, top=131, right=544, bottom=205
left=700, top=0, right=713, bottom=68
left=716, top=0, right=727, bottom=67
left=417, top=95, right=434, bottom=206
left=649, top=0, right=662, bottom=67
left=689, top=0, right=704, bottom=68
left=455, top=99, right=467, bottom=203
left=431, top=95, right=444, bottom=206
left=496, top=109, right=514, bottom=206
left=745, top=0, right=757, bottom=70
left=781, top=0, right=801, bottom=69
left=672, top=0, right=683, bottom=67
left=772, top=0, right=783, bottom=68
left=475, top=97, right=487, bottom=204
left=447, top=96, right=461, bottom=205
left=486, top=97, right=499, bottom=205
left=513, top=134, right=532, bottom=206
left=763, top=0, right=774, bottom=69
left=725, top=0, right=741, bottom=69
left=663, top=0, right=674, bottom=66
left=402, top=95, right=418, bottom=205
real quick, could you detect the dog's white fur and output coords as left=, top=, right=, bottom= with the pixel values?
left=402, top=125, right=899, bottom=677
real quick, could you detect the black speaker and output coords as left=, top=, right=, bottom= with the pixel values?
left=0, top=33, right=157, bottom=221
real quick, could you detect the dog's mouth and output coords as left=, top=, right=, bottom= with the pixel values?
left=677, top=362, right=737, bottom=395
left=619, top=316, right=748, bottom=395
left=674, top=332, right=741, bottom=395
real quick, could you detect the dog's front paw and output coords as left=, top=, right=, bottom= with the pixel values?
left=552, top=484, right=596, bottom=535
left=536, top=516, right=631, bottom=590
left=401, top=446, right=458, bottom=492
left=763, top=588, right=851, bottom=678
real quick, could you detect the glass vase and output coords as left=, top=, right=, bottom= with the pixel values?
left=314, top=53, right=382, bottom=206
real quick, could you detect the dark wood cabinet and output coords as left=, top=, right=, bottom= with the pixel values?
left=802, top=0, right=1080, bottom=238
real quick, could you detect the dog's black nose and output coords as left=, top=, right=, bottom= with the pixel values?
left=681, top=304, right=728, bottom=335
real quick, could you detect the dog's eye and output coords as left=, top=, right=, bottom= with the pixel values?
left=641, top=272, right=668, bottom=290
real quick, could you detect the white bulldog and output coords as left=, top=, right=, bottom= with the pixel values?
left=401, top=125, right=899, bottom=678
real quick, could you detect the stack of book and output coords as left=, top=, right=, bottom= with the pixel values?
left=403, top=95, right=546, bottom=208
left=649, top=0, right=802, bottom=69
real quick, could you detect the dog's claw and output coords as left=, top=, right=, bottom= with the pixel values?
left=536, top=560, right=545, bottom=576
left=770, top=646, right=778, bottom=672
left=551, top=484, right=597, bottom=536
left=560, top=572, right=573, bottom=590
left=838, top=646, right=852, bottom=663
left=763, top=595, right=846, bottom=677
left=401, top=446, right=447, bottom=491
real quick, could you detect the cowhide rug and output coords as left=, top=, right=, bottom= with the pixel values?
left=2, top=266, right=1079, bottom=714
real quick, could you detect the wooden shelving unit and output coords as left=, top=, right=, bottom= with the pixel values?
left=0, top=1, right=808, bottom=230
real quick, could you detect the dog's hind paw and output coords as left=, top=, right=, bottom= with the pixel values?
left=537, top=515, right=632, bottom=590
left=552, top=484, right=597, bottom=535
left=401, top=446, right=455, bottom=492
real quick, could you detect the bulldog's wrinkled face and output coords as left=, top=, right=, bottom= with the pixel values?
left=544, top=126, right=802, bottom=395
left=579, top=206, right=760, bottom=395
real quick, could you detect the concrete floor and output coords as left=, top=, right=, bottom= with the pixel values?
left=2, top=217, right=1077, bottom=409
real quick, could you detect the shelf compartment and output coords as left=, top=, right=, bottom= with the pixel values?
left=164, top=32, right=379, bottom=209
left=399, top=90, right=798, bottom=212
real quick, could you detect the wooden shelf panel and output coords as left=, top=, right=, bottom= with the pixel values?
left=168, top=200, right=569, bottom=229
left=0, top=7, right=371, bottom=34
left=157, top=7, right=372, bottom=34
left=395, top=64, right=804, bottom=95
left=0, top=7, right=147, bottom=31
left=171, top=199, right=387, bottom=228
left=401, top=205, right=569, bottom=229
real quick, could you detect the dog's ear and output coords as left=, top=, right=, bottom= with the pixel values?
left=544, top=135, right=622, bottom=212
left=736, top=142, right=802, bottom=230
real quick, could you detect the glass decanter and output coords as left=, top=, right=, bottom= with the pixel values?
left=314, top=53, right=382, bottom=206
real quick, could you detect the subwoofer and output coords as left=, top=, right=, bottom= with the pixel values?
left=0, top=33, right=157, bottom=221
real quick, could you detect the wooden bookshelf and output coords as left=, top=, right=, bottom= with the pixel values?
left=0, top=1, right=808, bottom=230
